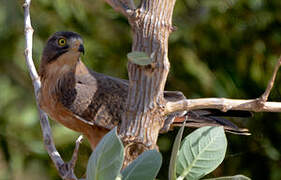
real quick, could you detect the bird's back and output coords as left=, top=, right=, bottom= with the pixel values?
left=59, top=61, right=129, bottom=129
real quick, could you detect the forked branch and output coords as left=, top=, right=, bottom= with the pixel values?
left=23, top=1, right=82, bottom=179
left=260, top=55, right=281, bottom=102
left=165, top=56, right=281, bottom=115
left=104, top=0, right=135, bottom=17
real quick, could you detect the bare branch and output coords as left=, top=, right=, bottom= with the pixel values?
left=104, top=0, right=135, bottom=17
left=165, top=98, right=281, bottom=115
left=260, top=55, right=281, bottom=102
left=23, top=0, right=38, bottom=90
left=166, top=55, right=281, bottom=115
left=69, top=135, right=84, bottom=170
left=23, top=1, right=81, bottom=179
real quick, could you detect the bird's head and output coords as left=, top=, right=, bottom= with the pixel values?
left=39, top=31, right=85, bottom=77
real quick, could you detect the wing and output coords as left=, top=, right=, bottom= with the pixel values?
left=81, top=70, right=128, bottom=129
left=58, top=65, right=128, bottom=129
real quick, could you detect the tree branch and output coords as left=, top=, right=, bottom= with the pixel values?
left=260, top=55, right=281, bottom=102
left=69, top=135, right=84, bottom=170
left=119, top=0, right=177, bottom=166
left=104, top=0, right=135, bottom=17
left=23, top=1, right=82, bottom=179
left=165, top=55, right=281, bottom=114
left=165, top=98, right=281, bottom=114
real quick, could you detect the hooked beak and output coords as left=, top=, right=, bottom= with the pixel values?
left=78, top=44, right=85, bottom=55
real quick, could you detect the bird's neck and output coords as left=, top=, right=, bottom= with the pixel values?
left=74, top=60, right=91, bottom=77
left=40, top=60, right=90, bottom=94
left=40, top=60, right=82, bottom=83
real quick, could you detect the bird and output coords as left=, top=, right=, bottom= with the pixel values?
left=38, top=31, right=251, bottom=149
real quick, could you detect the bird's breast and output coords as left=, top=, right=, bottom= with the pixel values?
left=39, top=72, right=91, bottom=133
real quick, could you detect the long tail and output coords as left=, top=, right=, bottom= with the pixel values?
left=172, top=109, right=252, bottom=135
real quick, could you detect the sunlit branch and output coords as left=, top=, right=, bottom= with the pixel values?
left=165, top=98, right=281, bottom=115
left=259, top=55, right=281, bottom=102
left=165, top=55, right=281, bottom=115
left=23, top=0, right=82, bottom=179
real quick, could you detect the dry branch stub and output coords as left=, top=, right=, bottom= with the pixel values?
left=120, top=0, right=177, bottom=166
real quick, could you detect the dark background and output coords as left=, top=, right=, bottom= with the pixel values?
left=0, top=0, right=280, bottom=179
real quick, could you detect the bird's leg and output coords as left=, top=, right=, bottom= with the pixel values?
left=160, top=91, right=187, bottom=133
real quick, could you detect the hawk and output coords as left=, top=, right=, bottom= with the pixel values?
left=38, top=31, right=250, bottom=149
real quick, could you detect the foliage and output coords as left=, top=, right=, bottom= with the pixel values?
left=176, top=126, right=227, bottom=180
left=121, top=150, right=162, bottom=180
left=127, top=51, right=153, bottom=66
left=86, top=128, right=124, bottom=180
left=204, top=174, right=251, bottom=180
left=85, top=126, right=248, bottom=180
left=0, top=0, right=281, bottom=179
left=169, top=125, right=240, bottom=180
left=85, top=128, right=162, bottom=180
left=169, top=122, right=185, bottom=180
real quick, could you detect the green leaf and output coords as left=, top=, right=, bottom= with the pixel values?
left=169, top=123, right=186, bottom=180
left=86, top=127, right=124, bottom=180
left=176, top=126, right=227, bottom=180
left=122, top=150, right=162, bottom=180
left=127, top=51, right=153, bottom=66
left=204, top=174, right=251, bottom=180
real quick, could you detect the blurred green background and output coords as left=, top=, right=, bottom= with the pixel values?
left=0, top=0, right=281, bottom=179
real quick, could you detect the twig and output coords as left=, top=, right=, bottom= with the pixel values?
left=104, top=0, right=135, bottom=17
left=259, top=55, right=281, bottom=102
left=165, top=98, right=281, bottom=115
left=23, top=1, right=82, bottom=179
left=69, top=135, right=84, bottom=170
left=165, top=55, right=281, bottom=115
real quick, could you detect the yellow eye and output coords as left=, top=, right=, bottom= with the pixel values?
left=58, top=38, right=66, bottom=46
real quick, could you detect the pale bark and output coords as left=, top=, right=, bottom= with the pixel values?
left=165, top=98, right=281, bottom=115
left=116, top=0, right=177, bottom=165
left=165, top=55, right=281, bottom=115
left=23, top=1, right=82, bottom=179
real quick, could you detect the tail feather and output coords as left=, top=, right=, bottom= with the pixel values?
left=172, top=110, right=251, bottom=135
left=193, top=109, right=253, bottom=118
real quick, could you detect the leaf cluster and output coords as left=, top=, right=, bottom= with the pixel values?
left=86, top=126, right=250, bottom=180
